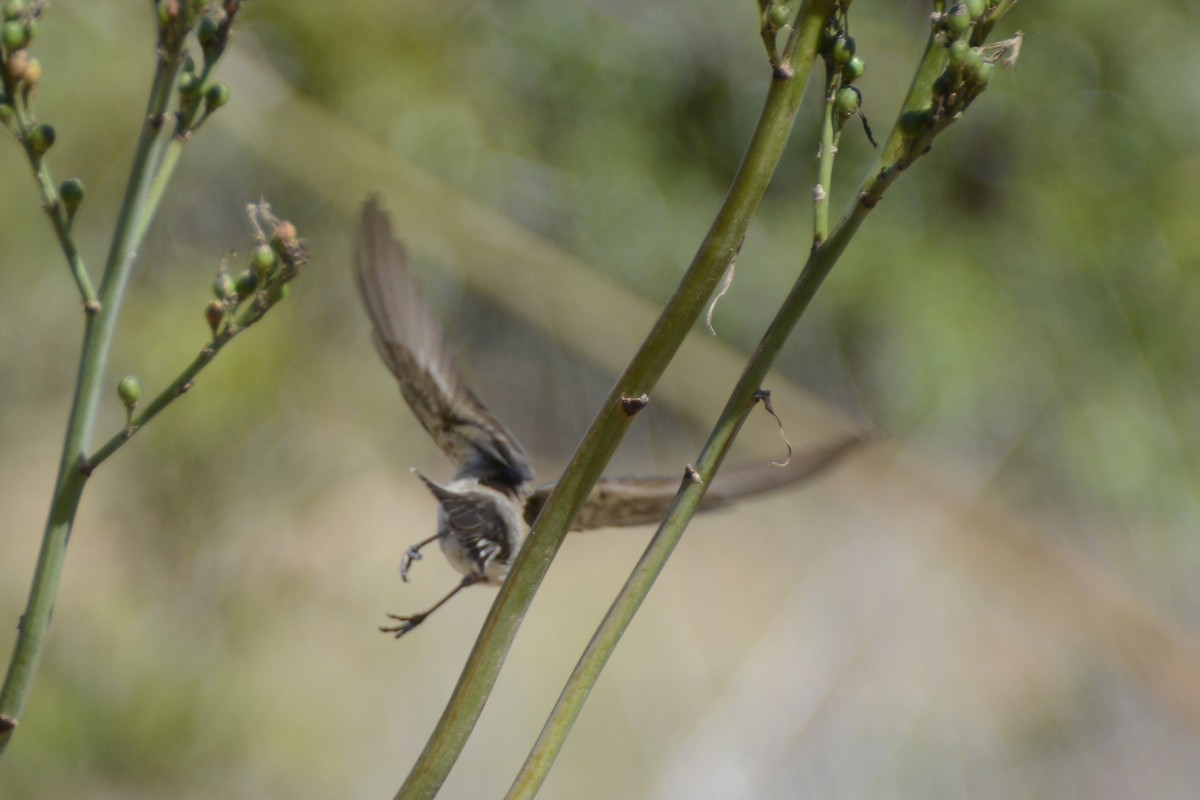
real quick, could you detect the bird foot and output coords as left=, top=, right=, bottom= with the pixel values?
left=399, top=547, right=424, bottom=582
left=380, top=611, right=427, bottom=638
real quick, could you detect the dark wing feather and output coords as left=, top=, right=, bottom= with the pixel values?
left=354, top=197, right=534, bottom=489
left=524, top=432, right=869, bottom=530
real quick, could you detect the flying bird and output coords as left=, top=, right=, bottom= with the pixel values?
left=354, top=197, right=863, bottom=637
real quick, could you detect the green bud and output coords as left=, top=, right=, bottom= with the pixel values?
left=969, top=60, right=993, bottom=87
left=204, top=82, right=230, bottom=112
left=833, top=85, right=860, bottom=120
left=60, top=179, right=84, bottom=213
left=841, top=55, right=865, bottom=83
left=235, top=270, right=257, bottom=299
left=117, top=375, right=142, bottom=410
left=251, top=244, right=276, bottom=278
left=28, top=123, right=55, bottom=157
left=205, top=299, right=225, bottom=335
left=945, top=4, right=972, bottom=36
left=177, top=70, right=201, bottom=97
left=831, top=35, right=855, bottom=66
left=963, top=47, right=984, bottom=77
left=766, top=4, right=789, bottom=29
left=197, top=14, right=219, bottom=47
left=2, top=18, right=26, bottom=50
left=0, top=101, right=12, bottom=125
left=213, top=272, right=236, bottom=300
left=2, top=0, right=26, bottom=22
left=948, top=39, right=971, bottom=70
left=964, top=0, right=987, bottom=20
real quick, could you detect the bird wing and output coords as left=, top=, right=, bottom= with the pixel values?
left=354, top=197, right=535, bottom=489
left=523, top=431, right=869, bottom=530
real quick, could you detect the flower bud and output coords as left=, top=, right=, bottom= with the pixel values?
left=2, top=18, right=26, bottom=51
left=841, top=56, right=864, bottom=83
left=28, top=123, right=54, bottom=157
left=235, top=270, right=257, bottom=299
left=117, top=375, right=142, bottom=411
left=60, top=178, right=84, bottom=214
left=204, top=82, right=230, bottom=113
left=833, top=85, right=860, bottom=120
left=21, top=55, right=39, bottom=87
left=205, top=299, right=225, bottom=335
left=251, top=244, right=276, bottom=279
left=766, top=4, right=789, bottom=29
left=213, top=271, right=236, bottom=300
left=2, top=0, right=26, bottom=22
left=831, top=35, right=855, bottom=66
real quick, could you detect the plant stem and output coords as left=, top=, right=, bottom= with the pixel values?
left=393, top=3, right=836, bottom=798
left=0, top=43, right=187, bottom=761
left=506, top=23, right=976, bottom=796
left=813, top=64, right=837, bottom=247
left=6, top=90, right=100, bottom=310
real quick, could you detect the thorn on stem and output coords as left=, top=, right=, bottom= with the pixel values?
left=683, top=464, right=703, bottom=485
left=620, top=394, right=649, bottom=416
left=0, top=714, right=15, bottom=733
left=82, top=299, right=101, bottom=316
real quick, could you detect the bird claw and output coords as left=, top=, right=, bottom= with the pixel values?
left=380, top=611, right=427, bottom=639
left=399, top=547, right=424, bottom=582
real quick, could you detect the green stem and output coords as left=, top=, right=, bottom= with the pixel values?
left=505, top=23, right=975, bottom=796
left=814, top=63, right=837, bottom=246
left=0, top=42, right=187, bottom=761
left=393, top=3, right=836, bottom=798
left=7, top=91, right=100, bottom=310
left=134, top=136, right=185, bottom=246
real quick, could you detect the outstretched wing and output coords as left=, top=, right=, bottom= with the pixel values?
left=523, top=432, right=868, bottom=530
left=354, top=197, right=534, bottom=490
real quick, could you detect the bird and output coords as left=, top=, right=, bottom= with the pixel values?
left=353, top=197, right=865, bottom=637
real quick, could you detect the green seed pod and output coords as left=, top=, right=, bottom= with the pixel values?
left=197, top=14, right=219, bottom=47
left=60, top=178, right=84, bottom=213
left=251, top=244, right=276, bottom=278
left=831, top=35, right=855, bottom=66
left=841, top=55, right=865, bottom=83
left=177, top=70, right=200, bottom=97
left=766, top=3, right=789, bottom=29
left=204, top=82, right=230, bottom=112
left=2, top=0, right=26, bottom=22
left=945, top=4, right=972, bottom=37
left=28, top=123, right=55, bottom=157
left=948, top=39, right=971, bottom=70
left=2, top=18, right=26, bottom=50
left=969, top=60, right=993, bottom=88
left=965, top=0, right=987, bottom=20
left=963, top=47, right=984, bottom=77
left=213, top=271, right=236, bottom=300
left=235, top=270, right=258, bottom=299
left=117, top=375, right=142, bottom=410
left=0, top=102, right=12, bottom=125
left=833, top=85, right=860, bottom=120
left=205, top=299, right=225, bottom=334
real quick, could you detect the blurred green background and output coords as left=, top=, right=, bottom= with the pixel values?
left=3, top=0, right=1200, bottom=797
